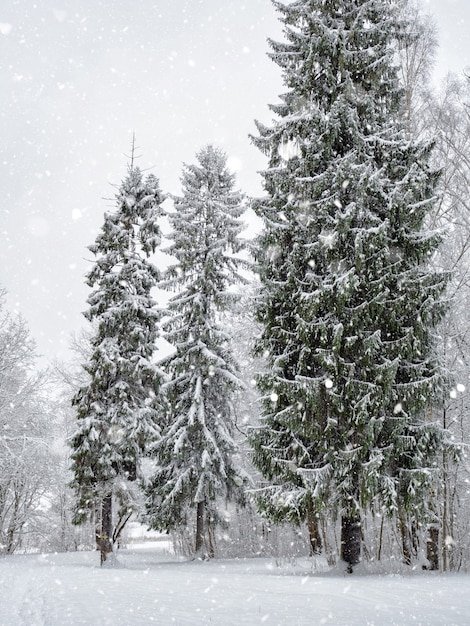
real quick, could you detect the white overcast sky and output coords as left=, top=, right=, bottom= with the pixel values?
left=1, top=0, right=469, bottom=364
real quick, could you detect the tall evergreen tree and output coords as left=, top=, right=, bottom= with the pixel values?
left=250, top=0, right=451, bottom=570
left=70, top=162, right=165, bottom=565
left=145, top=146, right=248, bottom=558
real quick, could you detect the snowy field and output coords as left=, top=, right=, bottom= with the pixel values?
left=0, top=543, right=469, bottom=626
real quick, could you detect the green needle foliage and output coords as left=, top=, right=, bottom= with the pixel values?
left=70, top=163, right=165, bottom=563
left=249, top=0, right=452, bottom=567
left=145, top=146, right=248, bottom=558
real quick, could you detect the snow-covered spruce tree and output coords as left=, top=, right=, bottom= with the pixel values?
left=70, top=164, right=165, bottom=565
left=249, top=0, right=451, bottom=571
left=145, top=146, right=248, bottom=558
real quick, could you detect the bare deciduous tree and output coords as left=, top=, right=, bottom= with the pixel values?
left=0, top=289, right=54, bottom=554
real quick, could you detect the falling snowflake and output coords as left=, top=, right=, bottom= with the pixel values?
left=0, top=23, right=12, bottom=35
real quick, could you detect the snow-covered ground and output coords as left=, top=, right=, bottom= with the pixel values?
left=0, top=543, right=469, bottom=625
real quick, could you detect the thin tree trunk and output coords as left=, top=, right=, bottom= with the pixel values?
left=307, top=504, right=322, bottom=556
left=442, top=470, right=448, bottom=571
left=113, top=508, right=133, bottom=546
left=195, top=500, right=205, bottom=557
left=341, top=515, right=361, bottom=572
left=96, top=494, right=113, bottom=566
left=377, top=515, right=384, bottom=561
left=6, top=490, right=22, bottom=555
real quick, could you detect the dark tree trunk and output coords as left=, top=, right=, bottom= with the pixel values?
left=307, top=505, right=322, bottom=556
left=7, top=492, right=23, bottom=554
left=426, top=525, right=439, bottom=571
left=96, top=494, right=113, bottom=566
left=195, top=500, right=205, bottom=557
left=341, top=516, right=361, bottom=572
left=207, top=517, right=216, bottom=560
